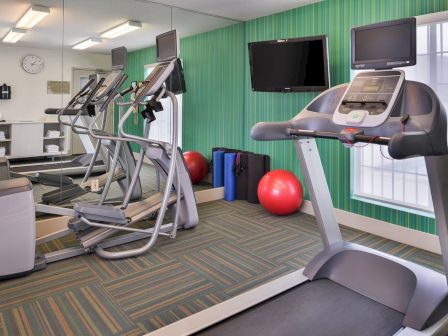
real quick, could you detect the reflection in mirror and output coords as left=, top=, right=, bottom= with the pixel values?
left=52, top=0, right=239, bottom=212
left=0, top=0, right=65, bottom=207
left=1, top=0, right=239, bottom=240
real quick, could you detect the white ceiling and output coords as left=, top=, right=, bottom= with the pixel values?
left=152, top=0, right=321, bottom=21
left=0, top=0, right=320, bottom=53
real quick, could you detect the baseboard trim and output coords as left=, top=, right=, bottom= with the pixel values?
left=133, top=151, right=220, bottom=204
left=36, top=216, right=69, bottom=238
left=195, top=187, right=224, bottom=204
left=300, top=200, right=441, bottom=255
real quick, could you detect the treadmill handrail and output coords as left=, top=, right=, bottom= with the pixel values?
left=288, top=129, right=391, bottom=145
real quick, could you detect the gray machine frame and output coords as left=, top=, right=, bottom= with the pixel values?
left=148, top=84, right=448, bottom=336
left=46, top=71, right=142, bottom=205
left=32, top=59, right=198, bottom=265
left=70, top=59, right=198, bottom=260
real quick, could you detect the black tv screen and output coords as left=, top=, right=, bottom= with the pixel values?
left=157, top=30, right=178, bottom=62
left=111, top=46, right=127, bottom=70
left=248, top=36, right=329, bottom=93
left=351, top=18, right=416, bottom=70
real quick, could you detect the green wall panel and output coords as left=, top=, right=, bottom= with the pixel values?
left=181, top=23, right=245, bottom=155
left=123, top=0, right=448, bottom=234
left=116, top=23, right=245, bottom=155
left=244, top=0, right=448, bottom=234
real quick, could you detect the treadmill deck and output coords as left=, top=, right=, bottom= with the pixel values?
left=11, top=161, right=106, bottom=176
left=195, top=279, right=404, bottom=336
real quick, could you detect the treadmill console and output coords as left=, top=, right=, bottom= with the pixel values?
left=333, top=70, right=404, bottom=127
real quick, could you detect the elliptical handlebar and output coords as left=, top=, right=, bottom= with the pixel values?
left=93, top=89, right=180, bottom=259
left=68, top=78, right=96, bottom=107
left=44, top=78, right=96, bottom=117
left=58, top=77, right=106, bottom=134
left=77, top=74, right=129, bottom=137
left=117, top=87, right=168, bottom=146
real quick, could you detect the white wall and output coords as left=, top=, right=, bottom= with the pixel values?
left=0, top=45, right=111, bottom=122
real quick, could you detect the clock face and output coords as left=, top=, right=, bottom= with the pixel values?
left=22, top=55, right=44, bottom=74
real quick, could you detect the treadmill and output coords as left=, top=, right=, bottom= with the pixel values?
left=9, top=122, right=105, bottom=176
left=38, top=50, right=142, bottom=206
left=148, top=18, right=448, bottom=336
left=9, top=47, right=127, bottom=178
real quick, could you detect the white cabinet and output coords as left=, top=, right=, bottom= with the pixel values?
left=11, top=123, right=43, bottom=157
left=0, top=121, right=70, bottom=159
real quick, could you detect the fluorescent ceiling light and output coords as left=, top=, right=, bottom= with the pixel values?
left=2, top=28, right=27, bottom=43
left=72, top=38, right=102, bottom=50
left=16, top=5, right=50, bottom=29
left=100, top=20, right=142, bottom=39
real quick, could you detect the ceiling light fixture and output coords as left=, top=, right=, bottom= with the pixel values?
left=100, top=20, right=142, bottom=39
left=16, top=5, right=50, bottom=29
left=2, top=28, right=27, bottom=43
left=72, top=38, right=102, bottom=50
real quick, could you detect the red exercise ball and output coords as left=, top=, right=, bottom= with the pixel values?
left=183, top=151, right=209, bottom=184
left=258, top=169, right=303, bottom=216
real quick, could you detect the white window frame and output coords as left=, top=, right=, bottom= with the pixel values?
left=351, top=12, right=448, bottom=218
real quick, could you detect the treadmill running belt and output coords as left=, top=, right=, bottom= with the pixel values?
left=11, top=162, right=82, bottom=173
left=195, top=279, right=404, bottom=336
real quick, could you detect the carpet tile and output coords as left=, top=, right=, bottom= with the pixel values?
left=0, top=196, right=444, bottom=335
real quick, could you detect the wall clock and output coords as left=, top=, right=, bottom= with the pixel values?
left=22, top=55, right=45, bottom=74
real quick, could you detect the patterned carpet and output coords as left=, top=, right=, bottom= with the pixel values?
left=0, top=199, right=444, bottom=336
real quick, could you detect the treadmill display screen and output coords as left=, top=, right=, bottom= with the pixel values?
left=362, top=83, right=382, bottom=93
left=351, top=18, right=416, bottom=70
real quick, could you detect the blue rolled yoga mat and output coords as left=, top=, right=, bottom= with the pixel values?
left=213, top=150, right=225, bottom=187
left=224, top=152, right=237, bottom=201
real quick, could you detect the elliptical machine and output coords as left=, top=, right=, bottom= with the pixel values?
left=0, top=30, right=198, bottom=278
left=40, top=47, right=142, bottom=206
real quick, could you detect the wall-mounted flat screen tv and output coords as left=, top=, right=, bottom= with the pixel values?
left=248, top=35, right=329, bottom=92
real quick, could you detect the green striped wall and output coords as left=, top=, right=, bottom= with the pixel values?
left=122, top=0, right=448, bottom=234
left=244, top=0, right=448, bottom=234
left=115, top=23, right=245, bottom=154
left=181, top=24, right=245, bottom=154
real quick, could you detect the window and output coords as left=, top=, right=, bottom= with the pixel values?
left=352, top=16, right=448, bottom=216
left=143, top=64, right=183, bottom=147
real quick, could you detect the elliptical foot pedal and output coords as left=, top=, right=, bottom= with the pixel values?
left=36, top=173, right=73, bottom=187
left=41, top=184, right=88, bottom=204
left=74, top=203, right=128, bottom=224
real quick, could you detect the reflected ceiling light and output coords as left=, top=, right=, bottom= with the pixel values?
left=16, top=5, right=50, bottom=29
left=100, top=20, right=142, bottom=39
left=72, top=38, right=102, bottom=50
left=2, top=28, right=27, bottom=43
